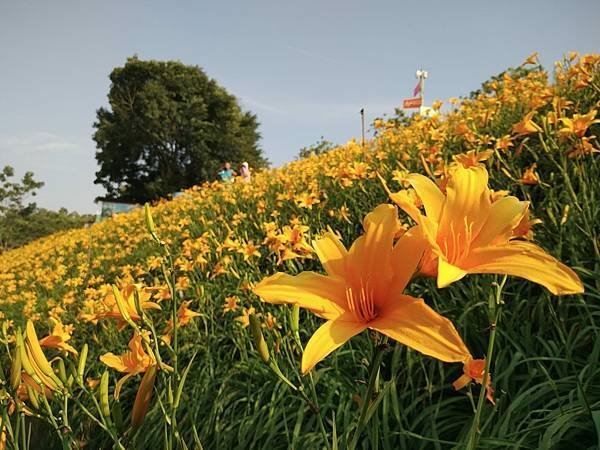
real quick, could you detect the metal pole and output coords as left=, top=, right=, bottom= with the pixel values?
left=360, top=108, right=365, bottom=147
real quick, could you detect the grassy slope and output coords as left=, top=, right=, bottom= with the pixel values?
left=1, top=55, right=600, bottom=449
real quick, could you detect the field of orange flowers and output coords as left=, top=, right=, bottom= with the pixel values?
left=1, top=53, right=599, bottom=449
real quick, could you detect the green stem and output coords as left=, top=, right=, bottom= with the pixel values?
left=307, top=371, right=332, bottom=450
left=78, top=387, right=126, bottom=450
left=71, top=397, right=109, bottom=432
left=20, top=413, right=27, bottom=450
left=290, top=328, right=331, bottom=450
left=39, top=394, right=70, bottom=450
left=62, top=394, right=69, bottom=435
left=348, top=341, right=387, bottom=450
left=164, top=246, right=179, bottom=450
left=466, top=277, right=506, bottom=450
left=12, top=407, right=21, bottom=450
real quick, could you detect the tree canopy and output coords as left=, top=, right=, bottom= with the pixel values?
left=297, top=136, right=336, bottom=160
left=0, top=166, right=92, bottom=250
left=0, top=165, right=43, bottom=216
left=93, top=57, right=268, bottom=203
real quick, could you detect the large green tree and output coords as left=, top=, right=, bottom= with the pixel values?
left=93, top=57, right=267, bottom=203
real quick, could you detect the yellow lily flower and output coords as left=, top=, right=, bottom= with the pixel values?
left=512, top=111, right=542, bottom=136
left=558, top=110, right=600, bottom=138
left=39, top=319, right=77, bottom=355
left=161, top=301, right=202, bottom=344
left=222, top=296, right=239, bottom=313
left=568, top=136, right=600, bottom=158
left=389, top=165, right=583, bottom=295
left=100, top=332, right=157, bottom=398
left=452, top=357, right=495, bottom=404
left=254, top=204, right=473, bottom=374
left=234, top=307, right=256, bottom=328
left=452, top=149, right=494, bottom=168
left=94, top=284, right=161, bottom=330
left=522, top=52, right=539, bottom=66
left=519, top=163, right=540, bottom=185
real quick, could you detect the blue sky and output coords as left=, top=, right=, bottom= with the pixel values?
left=1, top=0, right=599, bottom=213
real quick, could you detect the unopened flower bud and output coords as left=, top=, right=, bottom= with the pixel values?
left=99, top=371, right=112, bottom=424
left=249, top=314, right=270, bottom=364
left=290, top=305, right=300, bottom=334
left=77, top=344, right=88, bottom=386
left=131, top=365, right=157, bottom=430
left=10, top=346, right=21, bottom=391
left=144, top=203, right=157, bottom=235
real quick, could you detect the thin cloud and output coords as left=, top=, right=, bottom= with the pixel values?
left=285, top=45, right=342, bottom=65
left=239, top=95, right=289, bottom=115
left=241, top=96, right=399, bottom=121
left=0, top=132, right=79, bottom=154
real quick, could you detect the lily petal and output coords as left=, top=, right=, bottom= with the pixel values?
left=389, top=192, right=440, bottom=253
left=465, top=241, right=584, bottom=295
left=452, top=373, right=472, bottom=390
left=348, top=204, right=398, bottom=294
left=405, top=173, right=445, bottom=222
left=114, top=373, right=134, bottom=399
left=301, top=317, right=366, bottom=373
left=313, top=232, right=348, bottom=279
left=439, top=166, right=490, bottom=240
left=100, top=353, right=128, bottom=372
left=389, top=189, right=422, bottom=223
left=437, top=258, right=468, bottom=288
left=471, top=196, right=528, bottom=248
left=362, top=203, right=402, bottom=235
left=389, top=228, right=428, bottom=294
left=253, top=272, right=346, bottom=319
left=370, top=294, right=471, bottom=362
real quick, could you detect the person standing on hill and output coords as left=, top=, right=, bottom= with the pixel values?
left=240, top=161, right=251, bottom=182
left=218, top=162, right=236, bottom=182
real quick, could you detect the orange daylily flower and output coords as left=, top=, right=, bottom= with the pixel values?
left=522, top=52, right=539, bottom=66
left=558, top=110, right=600, bottom=138
left=100, top=332, right=158, bottom=398
left=389, top=164, right=583, bottom=295
left=454, top=122, right=473, bottom=136
left=222, top=296, right=239, bottom=313
left=94, top=284, right=161, bottom=330
left=254, top=204, right=473, bottom=374
left=452, top=150, right=493, bottom=168
left=494, top=135, right=513, bottom=152
left=520, top=163, right=540, bottom=185
left=162, top=301, right=202, bottom=344
left=452, top=357, right=495, bottom=404
left=512, top=111, right=542, bottom=136
left=512, top=209, right=542, bottom=240
left=234, top=307, right=256, bottom=328
left=568, top=136, right=600, bottom=158
left=39, top=319, right=77, bottom=355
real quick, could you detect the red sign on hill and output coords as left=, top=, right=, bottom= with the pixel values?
left=403, top=98, right=422, bottom=109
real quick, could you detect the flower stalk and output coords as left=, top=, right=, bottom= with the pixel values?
left=466, top=275, right=506, bottom=449
left=348, top=339, right=388, bottom=450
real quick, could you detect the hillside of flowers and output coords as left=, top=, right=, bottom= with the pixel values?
left=1, top=53, right=599, bottom=449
